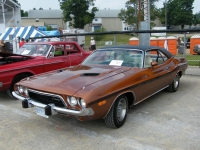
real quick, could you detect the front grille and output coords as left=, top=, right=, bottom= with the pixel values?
left=28, top=90, right=66, bottom=108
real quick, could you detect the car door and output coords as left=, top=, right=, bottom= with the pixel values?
left=66, top=44, right=84, bottom=66
left=43, top=44, right=70, bottom=72
left=143, top=49, right=172, bottom=97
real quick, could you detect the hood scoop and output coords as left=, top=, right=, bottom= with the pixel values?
left=80, top=73, right=100, bottom=76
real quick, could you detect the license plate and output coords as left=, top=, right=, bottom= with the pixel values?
left=35, top=107, right=49, bottom=118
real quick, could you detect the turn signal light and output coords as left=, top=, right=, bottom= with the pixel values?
left=98, top=100, right=106, bottom=106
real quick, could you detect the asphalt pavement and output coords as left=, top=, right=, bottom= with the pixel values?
left=0, top=75, right=199, bottom=150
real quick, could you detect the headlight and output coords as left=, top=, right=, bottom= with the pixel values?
left=17, top=85, right=29, bottom=96
left=18, top=86, right=24, bottom=94
left=24, top=87, right=29, bottom=96
left=67, top=96, right=78, bottom=106
left=79, top=98, right=86, bottom=108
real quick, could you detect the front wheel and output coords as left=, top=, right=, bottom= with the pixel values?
left=6, top=74, right=30, bottom=98
left=104, top=95, right=128, bottom=128
left=167, top=73, right=180, bottom=92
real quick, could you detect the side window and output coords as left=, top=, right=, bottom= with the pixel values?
left=157, top=50, right=168, bottom=65
left=144, top=54, right=153, bottom=68
left=145, top=50, right=168, bottom=68
left=54, top=45, right=64, bottom=56
left=48, top=47, right=55, bottom=58
left=66, top=44, right=80, bottom=54
left=145, top=50, right=158, bottom=68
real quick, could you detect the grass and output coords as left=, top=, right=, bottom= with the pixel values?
left=85, top=34, right=131, bottom=48
left=185, top=54, right=200, bottom=66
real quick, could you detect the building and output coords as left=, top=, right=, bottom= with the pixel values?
left=22, top=10, right=64, bottom=30
left=21, top=9, right=131, bottom=32
left=0, top=0, right=21, bottom=33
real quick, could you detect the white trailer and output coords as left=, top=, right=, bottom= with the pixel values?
left=62, top=29, right=85, bottom=48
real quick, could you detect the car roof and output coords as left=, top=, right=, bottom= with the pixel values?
left=25, top=41, right=78, bottom=45
left=99, top=45, right=173, bottom=57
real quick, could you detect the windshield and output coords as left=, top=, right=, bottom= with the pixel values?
left=82, top=49, right=143, bottom=68
left=16, top=44, right=51, bottom=56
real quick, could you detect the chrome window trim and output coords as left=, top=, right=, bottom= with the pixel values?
left=82, top=48, right=144, bottom=67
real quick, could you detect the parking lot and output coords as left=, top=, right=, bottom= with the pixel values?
left=0, top=75, right=200, bottom=150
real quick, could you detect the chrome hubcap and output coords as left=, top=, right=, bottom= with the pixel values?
left=117, top=98, right=127, bottom=121
left=174, top=74, right=179, bottom=88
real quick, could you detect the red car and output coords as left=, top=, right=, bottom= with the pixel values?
left=0, top=41, right=91, bottom=97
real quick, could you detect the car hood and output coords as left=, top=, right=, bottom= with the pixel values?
left=20, top=65, right=131, bottom=95
left=0, top=52, right=34, bottom=59
left=0, top=52, right=41, bottom=72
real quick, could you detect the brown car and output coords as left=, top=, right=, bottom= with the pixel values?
left=13, top=45, right=188, bottom=128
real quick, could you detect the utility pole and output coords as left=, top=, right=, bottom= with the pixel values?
left=137, top=0, right=141, bottom=30
left=165, top=0, right=167, bottom=29
left=137, top=0, right=150, bottom=46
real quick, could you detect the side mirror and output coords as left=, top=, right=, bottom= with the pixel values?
left=49, top=52, right=54, bottom=58
left=151, top=61, right=158, bottom=67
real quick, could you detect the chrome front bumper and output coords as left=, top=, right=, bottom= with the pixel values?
left=12, top=92, right=94, bottom=117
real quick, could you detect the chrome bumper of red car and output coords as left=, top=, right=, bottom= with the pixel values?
left=12, top=92, right=94, bottom=117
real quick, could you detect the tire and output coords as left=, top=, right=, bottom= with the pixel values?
left=104, top=95, right=128, bottom=128
left=6, top=74, right=30, bottom=98
left=167, top=73, right=180, bottom=92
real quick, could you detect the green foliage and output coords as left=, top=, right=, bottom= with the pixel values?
left=196, top=12, right=200, bottom=20
left=21, top=10, right=28, bottom=17
left=93, top=27, right=107, bottom=41
left=60, top=0, right=98, bottom=29
left=158, top=0, right=196, bottom=29
left=46, top=25, right=53, bottom=31
left=192, top=14, right=200, bottom=26
left=118, top=0, right=159, bottom=29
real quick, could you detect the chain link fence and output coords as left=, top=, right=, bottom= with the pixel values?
left=35, top=29, right=200, bottom=76
left=174, top=33, right=200, bottom=76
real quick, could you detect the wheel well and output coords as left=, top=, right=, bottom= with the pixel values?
left=7, top=72, right=34, bottom=98
left=13, top=72, right=34, bottom=82
left=178, top=71, right=182, bottom=77
left=124, top=92, right=135, bottom=107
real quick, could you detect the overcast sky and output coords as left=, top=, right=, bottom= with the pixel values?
left=17, top=0, right=199, bottom=14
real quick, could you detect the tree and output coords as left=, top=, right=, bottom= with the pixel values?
left=93, top=27, right=107, bottom=41
left=21, top=10, right=28, bottom=17
left=196, top=12, right=200, bottom=20
left=158, top=0, right=195, bottom=29
left=194, top=12, right=200, bottom=26
left=118, top=0, right=159, bottom=30
left=60, top=0, right=98, bottom=29
left=33, top=8, right=36, bottom=10
left=192, top=14, right=200, bottom=26
left=46, top=25, right=53, bottom=31
left=39, top=7, right=43, bottom=10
